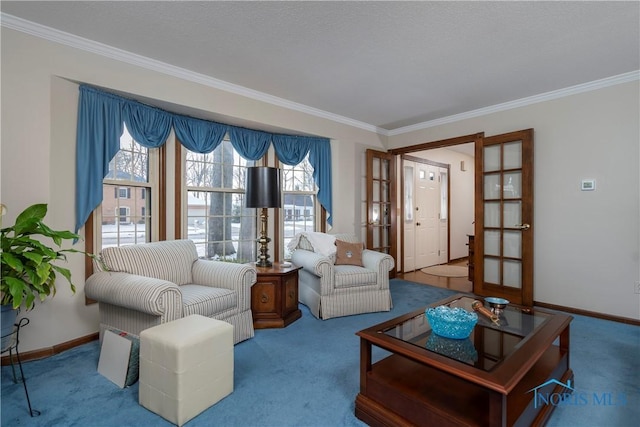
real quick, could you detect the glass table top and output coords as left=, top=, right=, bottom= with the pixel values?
left=382, top=296, right=550, bottom=371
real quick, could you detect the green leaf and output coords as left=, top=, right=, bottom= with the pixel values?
left=1, top=252, right=24, bottom=274
left=38, top=222, right=80, bottom=245
left=52, top=265, right=76, bottom=294
left=5, top=277, right=25, bottom=309
left=24, top=293, right=35, bottom=310
left=13, top=204, right=47, bottom=235
left=22, top=251, right=45, bottom=265
left=51, top=264, right=72, bottom=282
left=35, top=263, right=52, bottom=285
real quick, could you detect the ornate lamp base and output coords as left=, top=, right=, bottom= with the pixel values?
left=255, top=208, right=272, bottom=267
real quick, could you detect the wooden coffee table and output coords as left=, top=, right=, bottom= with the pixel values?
left=355, top=294, right=573, bottom=427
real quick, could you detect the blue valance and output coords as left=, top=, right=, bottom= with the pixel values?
left=173, top=115, right=228, bottom=154
left=75, top=85, right=332, bottom=233
left=228, top=127, right=271, bottom=160
left=123, top=101, right=173, bottom=148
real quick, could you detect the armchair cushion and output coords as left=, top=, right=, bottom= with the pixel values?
left=333, top=265, right=377, bottom=288
left=180, top=285, right=237, bottom=317
left=334, top=240, right=364, bottom=266
left=100, top=240, right=197, bottom=285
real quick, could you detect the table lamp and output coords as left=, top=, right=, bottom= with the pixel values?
left=245, top=166, right=282, bottom=267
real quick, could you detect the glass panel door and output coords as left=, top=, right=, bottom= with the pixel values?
left=474, top=130, right=534, bottom=306
left=366, top=150, right=396, bottom=275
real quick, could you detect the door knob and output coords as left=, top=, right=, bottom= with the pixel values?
left=416, top=222, right=421, bottom=226
left=514, top=223, right=530, bottom=230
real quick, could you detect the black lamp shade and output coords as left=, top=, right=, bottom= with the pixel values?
left=245, top=167, right=282, bottom=208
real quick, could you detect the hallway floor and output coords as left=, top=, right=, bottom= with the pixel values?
left=398, top=259, right=472, bottom=293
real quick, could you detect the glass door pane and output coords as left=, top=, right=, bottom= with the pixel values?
left=366, top=150, right=395, bottom=260
left=477, top=132, right=532, bottom=305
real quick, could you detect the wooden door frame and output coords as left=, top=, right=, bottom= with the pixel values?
left=400, top=154, right=451, bottom=273
left=390, top=133, right=484, bottom=274
left=365, top=150, right=397, bottom=274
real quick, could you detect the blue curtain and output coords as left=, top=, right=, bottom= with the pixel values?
left=123, top=101, right=173, bottom=148
left=228, top=127, right=271, bottom=160
left=308, top=138, right=333, bottom=226
left=75, top=85, right=124, bottom=233
left=273, top=135, right=333, bottom=225
left=272, top=135, right=312, bottom=165
left=173, top=115, right=228, bottom=154
left=75, top=85, right=333, bottom=232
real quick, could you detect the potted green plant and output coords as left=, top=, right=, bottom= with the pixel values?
left=1, top=203, right=91, bottom=346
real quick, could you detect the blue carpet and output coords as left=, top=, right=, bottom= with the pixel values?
left=2, top=280, right=638, bottom=426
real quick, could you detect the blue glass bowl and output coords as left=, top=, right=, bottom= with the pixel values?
left=426, top=306, right=478, bottom=339
left=426, top=334, right=478, bottom=364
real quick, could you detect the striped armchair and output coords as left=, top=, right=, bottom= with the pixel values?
left=290, top=233, right=395, bottom=320
left=85, top=240, right=256, bottom=344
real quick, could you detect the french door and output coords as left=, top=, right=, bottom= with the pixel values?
left=474, top=129, right=534, bottom=306
left=366, top=150, right=396, bottom=276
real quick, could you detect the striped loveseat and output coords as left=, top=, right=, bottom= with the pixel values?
left=85, top=240, right=257, bottom=344
left=290, top=233, right=395, bottom=320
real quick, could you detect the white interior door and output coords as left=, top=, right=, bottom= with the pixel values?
left=403, top=158, right=450, bottom=272
left=416, top=163, right=440, bottom=268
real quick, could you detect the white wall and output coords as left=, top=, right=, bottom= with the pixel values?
left=0, top=28, right=386, bottom=352
left=389, top=81, right=640, bottom=320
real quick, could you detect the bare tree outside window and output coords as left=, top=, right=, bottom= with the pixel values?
left=185, top=139, right=257, bottom=261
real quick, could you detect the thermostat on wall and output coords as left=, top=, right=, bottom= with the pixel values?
left=581, top=179, right=596, bottom=191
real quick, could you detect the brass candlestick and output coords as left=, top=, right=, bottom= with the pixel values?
left=256, top=208, right=271, bottom=267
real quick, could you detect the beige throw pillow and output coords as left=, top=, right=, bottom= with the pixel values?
left=334, top=240, right=364, bottom=266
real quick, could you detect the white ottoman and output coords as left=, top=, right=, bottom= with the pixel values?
left=139, top=315, right=234, bottom=426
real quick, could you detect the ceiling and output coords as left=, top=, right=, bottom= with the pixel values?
left=2, top=1, right=639, bottom=135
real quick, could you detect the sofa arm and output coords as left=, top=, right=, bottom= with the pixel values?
left=362, top=250, right=395, bottom=289
left=85, top=272, right=182, bottom=316
left=362, top=250, right=395, bottom=272
left=191, top=260, right=257, bottom=310
left=291, top=249, right=334, bottom=277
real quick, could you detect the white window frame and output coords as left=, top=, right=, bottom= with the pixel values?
left=117, top=187, right=130, bottom=199
left=182, top=138, right=259, bottom=261
left=281, top=155, right=320, bottom=260
left=94, top=125, right=159, bottom=250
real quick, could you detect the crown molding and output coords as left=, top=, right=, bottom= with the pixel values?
left=3, top=13, right=637, bottom=139
left=388, top=70, right=640, bottom=136
left=1, top=13, right=384, bottom=135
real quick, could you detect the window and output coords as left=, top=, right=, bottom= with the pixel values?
left=440, top=170, right=448, bottom=221
left=184, top=139, right=257, bottom=261
left=117, top=187, right=131, bottom=199
left=97, top=125, right=158, bottom=249
left=281, top=155, right=319, bottom=259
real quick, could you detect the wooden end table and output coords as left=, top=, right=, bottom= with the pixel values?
left=251, top=262, right=302, bottom=329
